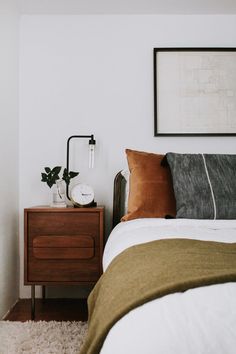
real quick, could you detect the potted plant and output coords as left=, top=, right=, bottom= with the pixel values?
left=41, top=166, right=79, bottom=207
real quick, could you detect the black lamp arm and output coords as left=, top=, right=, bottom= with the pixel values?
left=66, top=135, right=95, bottom=200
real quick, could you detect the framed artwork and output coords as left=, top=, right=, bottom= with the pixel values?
left=153, top=48, right=236, bottom=136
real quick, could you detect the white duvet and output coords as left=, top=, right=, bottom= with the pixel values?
left=100, top=218, right=236, bottom=354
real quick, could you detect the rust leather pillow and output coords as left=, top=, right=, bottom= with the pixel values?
left=122, top=149, right=176, bottom=221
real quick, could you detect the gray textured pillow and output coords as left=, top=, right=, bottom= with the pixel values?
left=166, top=153, right=236, bottom=219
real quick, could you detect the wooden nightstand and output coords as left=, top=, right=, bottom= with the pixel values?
left=24, top=206, right=104, bottom=319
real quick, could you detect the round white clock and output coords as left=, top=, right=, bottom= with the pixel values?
left=70, top=183, right=95, bottom=207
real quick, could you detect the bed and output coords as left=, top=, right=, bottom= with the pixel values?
left=80, top=149, right=236, bottom=354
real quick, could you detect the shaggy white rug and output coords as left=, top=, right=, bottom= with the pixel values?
left=0, top=321, right=88, bottom=354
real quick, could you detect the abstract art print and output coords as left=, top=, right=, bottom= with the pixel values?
left=154, top=48, right=236, bottom=136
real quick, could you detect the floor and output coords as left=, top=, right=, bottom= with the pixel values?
left=4, top=299, right=88, bottom=322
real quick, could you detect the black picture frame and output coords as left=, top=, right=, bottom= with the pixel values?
left=153, top=47, right=236, bottom=137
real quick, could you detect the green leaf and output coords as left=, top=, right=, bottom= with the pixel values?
left=52, top=166, right=62, bottom=175
left=62, top=168, right=79, bottom=186
left=41, top=173, right=48, bottom=181
left=47, top=180, right=54, bottom=188
left=62, top=168, right=68, bottom=176
left=69, top=171, right=79, bottom=178
left=41, top=166, right=61, bottom=188
left=62, top=168, right=69, bottom=181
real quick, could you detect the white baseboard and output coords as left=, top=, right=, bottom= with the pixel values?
left=2, top=299, right=19, bottom=320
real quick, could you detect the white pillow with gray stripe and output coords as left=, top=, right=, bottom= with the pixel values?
left=166, top=153, right=236, bottom=219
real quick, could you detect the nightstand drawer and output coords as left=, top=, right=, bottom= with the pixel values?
left=28, top=251, right=100, bottom=282
left=28, top=212, right=99, bottom=236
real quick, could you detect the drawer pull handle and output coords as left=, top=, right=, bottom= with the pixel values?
left=33, top=235, right=94, bottom=248
left=33, top=247, right=94, bottom=260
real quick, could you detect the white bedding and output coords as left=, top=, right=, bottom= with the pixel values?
left=101, top=218, right=236, bottom=354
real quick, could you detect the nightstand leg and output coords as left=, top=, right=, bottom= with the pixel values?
left=31, top=285, right=35, bottom=320
left=42, top=286, right=46, bottom=301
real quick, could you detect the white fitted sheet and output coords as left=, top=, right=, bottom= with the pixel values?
left=100, top=218, right=236, bottom=354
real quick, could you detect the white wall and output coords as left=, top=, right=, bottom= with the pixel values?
left=0, top=0, right=19, bottom=318
left=19, top=15, right=236, bottom=298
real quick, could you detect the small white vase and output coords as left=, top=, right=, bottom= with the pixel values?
left=51, top=180, right=67, bottom=208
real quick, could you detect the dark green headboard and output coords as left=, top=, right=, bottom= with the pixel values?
left=112, top=171, right=126, bottom=228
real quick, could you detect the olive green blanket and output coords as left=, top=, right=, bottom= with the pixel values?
left=80, top=239, right=236, bottom=354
